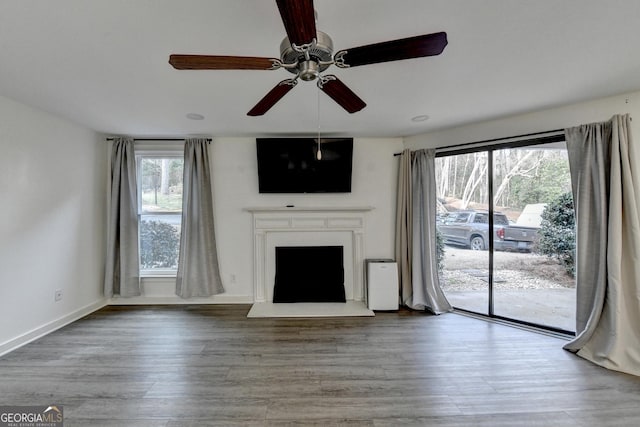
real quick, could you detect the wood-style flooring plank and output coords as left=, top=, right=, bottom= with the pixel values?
left=1, top=304, right=640, bottom=426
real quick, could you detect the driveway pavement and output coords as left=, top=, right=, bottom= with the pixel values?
left=441, top=246, right=576, bottom=332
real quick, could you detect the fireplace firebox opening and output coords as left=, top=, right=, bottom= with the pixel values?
left=273, top=246, right=346, bottom=303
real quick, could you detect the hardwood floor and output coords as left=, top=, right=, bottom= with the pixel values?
left=1, top=305, right=640, bottom=426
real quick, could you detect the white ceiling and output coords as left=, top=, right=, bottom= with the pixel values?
left=1, top=0, right=640, bottom=138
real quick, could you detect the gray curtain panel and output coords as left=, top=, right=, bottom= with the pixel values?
left=104, top=137, right=140, bottom=297
left=395, top=149, right=413, bottom=308
left=176, top=138, right=224, bottom=298
left=396, top=148, right=452, bottom=314
left=410, top=149, right=452, bottom=314
left=564, top=114, right=640, bottom=376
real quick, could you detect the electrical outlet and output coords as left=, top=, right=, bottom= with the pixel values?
left=230, top=274, right=236, bottom=284
left=54, top=289, right=63, bottom=302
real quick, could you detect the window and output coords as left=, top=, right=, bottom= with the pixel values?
left=137, top=156, right=184, bottom=276
left=493, top=214, right=509, bottom=226
left=451, top=213, right=470, bottom=223
left=473, top=213, right=488, bottom=224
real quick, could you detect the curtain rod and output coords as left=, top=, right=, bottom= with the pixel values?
left=106, top=137, right=212, bottom=142
left=393, top=128, right=564, bottom=156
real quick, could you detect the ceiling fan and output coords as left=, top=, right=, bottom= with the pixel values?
left=169, top=0, right=447, bottom=116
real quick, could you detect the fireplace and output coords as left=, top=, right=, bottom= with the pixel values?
left=245, top=206, right=373, bottom=305
left=273, top=246, right=346, bottom=303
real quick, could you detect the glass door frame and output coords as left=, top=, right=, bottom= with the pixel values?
left=436, top=133, right=575, bottom=336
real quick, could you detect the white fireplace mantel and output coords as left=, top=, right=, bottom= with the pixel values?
left=244, top=206, right=374, bottom=213
left=245, top=206, right=374, bottom=303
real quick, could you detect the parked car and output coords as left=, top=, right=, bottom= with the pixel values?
left=437, top=210, right=539, bottom=251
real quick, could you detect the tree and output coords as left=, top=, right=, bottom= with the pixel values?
left=508, top=152, right=571, bottom=209
left=493, top=150, right=543, bottom=207
left=436, top=149, right=572, bottom=213
left=437, top=156, right=451, bottom=199
left=436, top=228, right=445, bottom=273
left=141, top=159, right=162, bottom=205
left=537, top=192, right=576, bottom=277
left=160, top=159, right=171, bottom=196
left=460, top=152, right=487, bottom=209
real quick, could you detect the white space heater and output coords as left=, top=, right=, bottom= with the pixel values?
left=365, top=259, right=399, bottom=311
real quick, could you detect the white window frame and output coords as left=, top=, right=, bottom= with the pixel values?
left=135, top=141, right=184, bottom=277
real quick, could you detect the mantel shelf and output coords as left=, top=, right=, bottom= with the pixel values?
left=244, top=206, right=374, bottom=213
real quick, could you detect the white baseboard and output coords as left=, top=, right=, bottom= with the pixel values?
left=0, top=298, right=108, bottom=357
left=108, top=294, right=253, bottom=305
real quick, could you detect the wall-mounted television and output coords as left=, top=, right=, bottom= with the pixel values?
left=256, top=137, right=353, bottom=193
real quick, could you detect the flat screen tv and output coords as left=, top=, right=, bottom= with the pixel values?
left=256, top=137, right=353, bottom=193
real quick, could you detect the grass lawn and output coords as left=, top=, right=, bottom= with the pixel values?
left=141, top=191, right=183, bottom=211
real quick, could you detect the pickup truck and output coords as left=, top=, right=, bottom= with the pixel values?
left=437, top=211, right=539, bottom=252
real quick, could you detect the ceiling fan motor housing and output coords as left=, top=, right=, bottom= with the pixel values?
left=280, top=30, right=334, bottom=81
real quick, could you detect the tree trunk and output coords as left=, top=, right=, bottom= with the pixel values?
left=493, top=151, right=542, bottom=205
left=160, top=159, right=170, bottom=196
left=461, top=153, right=487, bottom=209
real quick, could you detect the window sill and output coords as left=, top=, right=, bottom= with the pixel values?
left=140, top=272, right=177, bottom=279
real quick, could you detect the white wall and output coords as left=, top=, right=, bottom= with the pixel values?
left=215, top=136, right=403, bottom=296
left=0, top=95, right=107, bottom=354
left=123, top=137, right=403, bottom=303
left=405, top=91, right=640, bottom=156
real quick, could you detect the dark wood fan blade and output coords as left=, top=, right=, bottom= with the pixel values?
left=335, top=32, right=447, bottom=67
left=319, top=76, right=366, bottom=114
left=247, top=80, right=297, bottom=116
left=275, top=0, right=317, bottom=46
left=169, top=55, right=278, bottom=70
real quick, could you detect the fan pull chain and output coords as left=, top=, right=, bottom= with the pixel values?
left=316, top=86, right=322, bottom=160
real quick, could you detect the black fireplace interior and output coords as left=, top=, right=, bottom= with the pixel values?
left=273, top=246, right=346, bottom=303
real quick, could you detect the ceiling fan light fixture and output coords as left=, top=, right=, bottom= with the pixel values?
left=299, top=60, right=320, bottom=81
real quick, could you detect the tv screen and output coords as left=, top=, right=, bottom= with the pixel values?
left=256, top=138, right=353, bottom=193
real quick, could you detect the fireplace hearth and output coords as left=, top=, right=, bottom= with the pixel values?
left=273, top=246, right=346, bottom=303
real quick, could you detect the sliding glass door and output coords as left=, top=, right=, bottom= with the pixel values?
left=436, top=140, right=576, bottom=333
left=436, top=152, right=489, bottom=314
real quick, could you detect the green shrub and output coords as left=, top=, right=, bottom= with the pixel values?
left=140, top=220, right=180, bottom=269
left=537, top=192, right=575, bottom=277
left=436, top=227, right=445, bottom=272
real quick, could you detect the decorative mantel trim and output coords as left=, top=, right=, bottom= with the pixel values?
left=244, top=206, right=374, bottom=213
left=246, top=207, right=374, bottom=303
